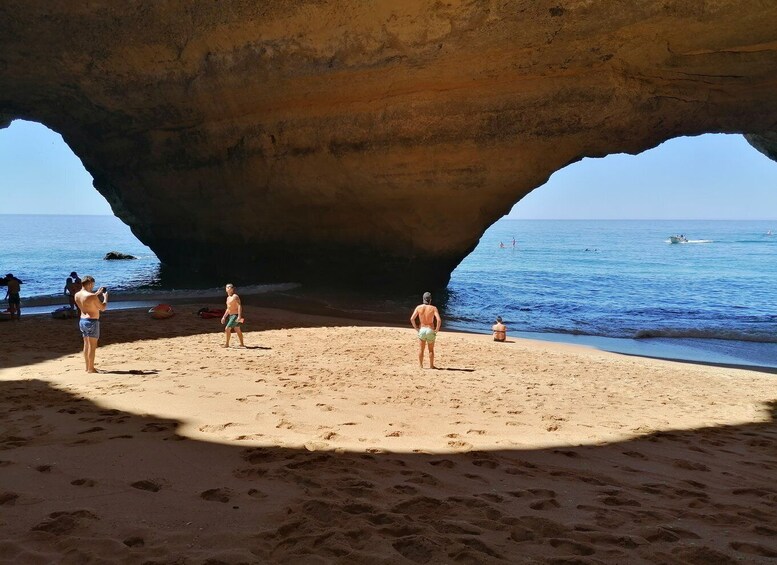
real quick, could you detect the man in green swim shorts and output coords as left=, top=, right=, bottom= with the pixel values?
left=410, top=292, right=442, bottom=369
left=220, top=283, right=245, bottom=348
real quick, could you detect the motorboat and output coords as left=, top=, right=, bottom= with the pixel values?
left=669, top=235, right=688, bottom=244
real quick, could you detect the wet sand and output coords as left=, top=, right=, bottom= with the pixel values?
left=1, top=305, right=776, bottom=563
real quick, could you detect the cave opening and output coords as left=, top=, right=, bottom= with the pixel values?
left=0, top=119, right=161, bottom=301
left=446, top=133, right=777, bottom=367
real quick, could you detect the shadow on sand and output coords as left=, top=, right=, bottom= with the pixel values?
left=1, top=379, right=776, bottom=563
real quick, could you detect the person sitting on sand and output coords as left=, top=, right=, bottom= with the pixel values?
left=74, top=275, right=108, bottom=373
left=410, top=292, right=442, bottom=369
left=4, top=273, right=22, bottom=320
left=220, top=283, right=245, bottom=348
left=492, top=316, right=507, bottom=342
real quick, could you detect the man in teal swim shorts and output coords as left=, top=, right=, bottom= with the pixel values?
left=220, top=283, right=245, bottom=348
left=410, top=292, right=442, bottom=369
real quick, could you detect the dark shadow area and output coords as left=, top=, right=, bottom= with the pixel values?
left=1, top=379, right=775, bottom=562
left=435, top=367, right=476, bottom=372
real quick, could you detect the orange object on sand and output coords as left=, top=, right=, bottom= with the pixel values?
left=149, top=304, right=175, bottom=319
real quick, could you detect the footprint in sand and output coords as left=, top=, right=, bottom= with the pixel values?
left=276, top=419, right=294, bottom=430
left=31, top=510, right=98, bottom=535
left=392, top=536, right=439, bottom=563
left=233, top=433, right=265, bottom=441
left=529, top=498, right=560, bottom=510
left=35, top=464, right=52, bottom=473
left=123, top=536, right=145, bottom=548
left=199, top=423, right=240, bottom=433
left=447, top=440, right=473, bottom=451
left=553, top=449, right=581, bottom=458
left=473, top=459, right=499, bottom=469
left=0, top=492, right=19, bottom=506
left=730, top=541, right=777, bottom=558
left=429, top=459, right=455, bottom=469
left=672, top=459, right=710, bottom=472
left=600, top=495, right=641, bottom=507
left=528, top=488, right=557, bottom=498
left=547, top=538, right=595, bottom=556
left=200, top=488, right=233, bottom=503
left=303, top=441, right=329, bottom=452
left=77, top=426, right=105, bottom=435
left=71, top=478, right=96, bottom=487
left=131, top=480, right=162, bottom=492
left=142, top=423, right=172, bottom=433
left=389, top=484, right=418, bottom=495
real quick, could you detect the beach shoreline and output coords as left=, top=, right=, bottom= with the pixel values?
left=2, top=303, right=777, bottom=562
left=9, top=288, right=777, bottom=371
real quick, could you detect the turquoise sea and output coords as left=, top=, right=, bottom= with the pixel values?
left=2, top=215, right=776, bottom=368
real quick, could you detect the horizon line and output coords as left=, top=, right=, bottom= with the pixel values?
left=2, top=213, right=777, bottom=221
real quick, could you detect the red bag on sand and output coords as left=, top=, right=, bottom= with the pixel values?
left=197, top=307, right=225, bottom=319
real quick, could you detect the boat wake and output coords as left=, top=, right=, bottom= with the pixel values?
left=665, top=239, right=713, bottom=244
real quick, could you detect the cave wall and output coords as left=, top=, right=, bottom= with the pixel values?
left=2, top=1, right=777, bottom=287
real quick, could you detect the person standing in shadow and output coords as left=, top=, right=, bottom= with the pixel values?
left=4, top=274, right=22, bottom=320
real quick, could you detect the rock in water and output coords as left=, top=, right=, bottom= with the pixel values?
left=104, top=251, right=137, bottom=261
left=2, top=3, right=777, bottom=287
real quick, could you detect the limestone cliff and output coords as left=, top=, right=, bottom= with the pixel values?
left=2, top=1, right=777, bottom=287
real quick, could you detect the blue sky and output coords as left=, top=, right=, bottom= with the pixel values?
left=2, top=119, right=777, bottom=218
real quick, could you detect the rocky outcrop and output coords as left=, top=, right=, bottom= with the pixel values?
left=746, top=133, right=777, bottom=162
left=104, top=252, right=137, bottom=261
left=2, top=2, right=777, bottom=287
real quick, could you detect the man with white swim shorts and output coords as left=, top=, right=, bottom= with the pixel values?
left=410, top=292, right=442, bottom=369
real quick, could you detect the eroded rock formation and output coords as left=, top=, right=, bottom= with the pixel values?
left=2, top=1, right=777, bottom=287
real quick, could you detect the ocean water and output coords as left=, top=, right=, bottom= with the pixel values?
left=446, top=219, right=777, bottom=367
left=1, top=214, right=161, bottom=298
left=3, top=215, right=777, bottom=366
left=450, top=219, right=777, bottom=342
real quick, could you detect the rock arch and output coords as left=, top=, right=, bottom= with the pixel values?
left=2, top=1, right=777, bottom=287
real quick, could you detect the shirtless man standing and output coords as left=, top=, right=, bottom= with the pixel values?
left=410, top=292, right=442, bottom=369
left=220, top=283, right=245, bottom=348
left=74, top=275, right=108, bottom=373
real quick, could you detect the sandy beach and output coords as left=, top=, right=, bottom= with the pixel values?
left=1, top=304, right=776, bottom=564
